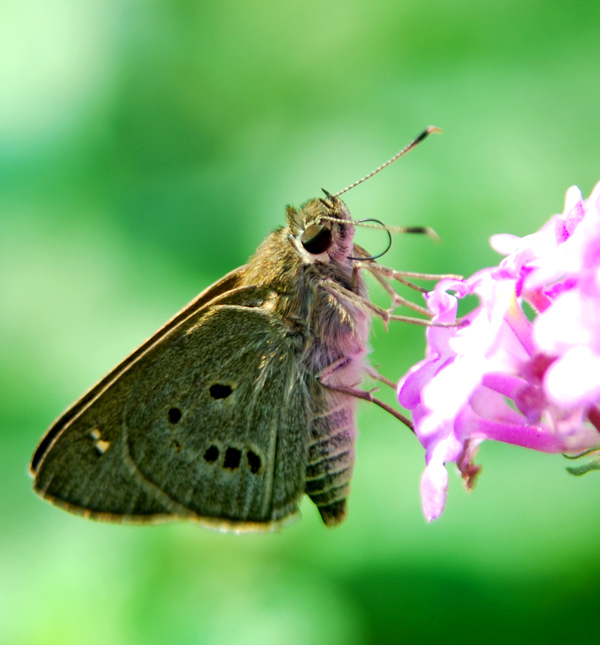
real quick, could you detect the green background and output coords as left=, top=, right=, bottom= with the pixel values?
left=2, top=1, right=600, bottom=643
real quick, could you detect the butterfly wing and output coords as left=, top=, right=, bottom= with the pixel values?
left=32, top=276, right=310, bottom=531
left=31, top=267, right=246, bottom=474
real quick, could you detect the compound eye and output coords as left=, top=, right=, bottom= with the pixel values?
left=301, top=224, right=333, bottom=254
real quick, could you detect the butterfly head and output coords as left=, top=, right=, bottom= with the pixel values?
left=286, top=191, right=355, bottom=264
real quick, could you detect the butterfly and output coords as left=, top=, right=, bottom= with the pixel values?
left=30, top=128, right=441, bottom=532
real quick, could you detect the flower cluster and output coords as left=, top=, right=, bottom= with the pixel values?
left=398, top=182, right=600, bottom=521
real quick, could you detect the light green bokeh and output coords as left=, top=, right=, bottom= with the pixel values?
left=2, top=1, right=600, bottom=643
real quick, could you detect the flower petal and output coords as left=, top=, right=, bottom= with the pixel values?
left=544, top=347, right=600, bottom=408
left=420, top=443, right=450, bottom=521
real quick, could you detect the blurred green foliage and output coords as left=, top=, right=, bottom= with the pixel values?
left=2, top=1, right=600, bottom=643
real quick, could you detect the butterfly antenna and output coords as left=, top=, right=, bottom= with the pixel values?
left=332, top=126, right=442, bottom=198
left=318, top=215, right=441, bottom=243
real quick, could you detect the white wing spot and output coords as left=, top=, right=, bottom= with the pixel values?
left=95, top=439, right=110, bottom=455
left=89, top=429, right=110, bottom=455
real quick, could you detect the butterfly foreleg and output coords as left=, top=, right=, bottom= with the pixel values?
left=321, top=278, right=390, bottom=327
left=359, top=261, right=462, bottom=291
left=345, top=263, right=464, bottom=328
left=357, top=261, right=431, bottom=316
left=322, top=277, right=456, bottom=329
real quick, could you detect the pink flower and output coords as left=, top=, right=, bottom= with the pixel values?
left=398, top=182, right=600, bottom=521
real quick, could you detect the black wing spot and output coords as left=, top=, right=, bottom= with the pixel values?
left=209, top=384, right=233, bottom=399
left=247, top=450, right=261, bottom=474
left=223, top=447, right=241, bottom=470
left=204, top=445, right=219, bottom=463
left=168, top=407, right=182, bottom=424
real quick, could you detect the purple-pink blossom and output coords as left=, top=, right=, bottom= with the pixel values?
left=398, top=182, right=600, bottom=521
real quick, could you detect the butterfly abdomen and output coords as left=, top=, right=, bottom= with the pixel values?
left=301, top=266, right=371, bottom=525
left=305, top=389, right=358, bottom=525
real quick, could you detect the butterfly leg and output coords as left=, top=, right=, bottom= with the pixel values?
left=361, top=262, right=432, bottom=316
left=365, top=367, right=399, bottom=391
left=322, top=278, right=391, bottom=325
left=318, top=378, right=413, bottom=430
left=350, top=262, right=424, bottom=317
left=360, top=261, right=462, bottom=289
left=317, top=359, right=412, bottom=430
left=323, top=278, right=457, bottom=328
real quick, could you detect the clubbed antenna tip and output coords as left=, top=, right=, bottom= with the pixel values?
left=417, top=126, right=443, bottom=142
left=333, top=126, right=443, bottom=198
left=402, top=226, right=441, bottom=244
